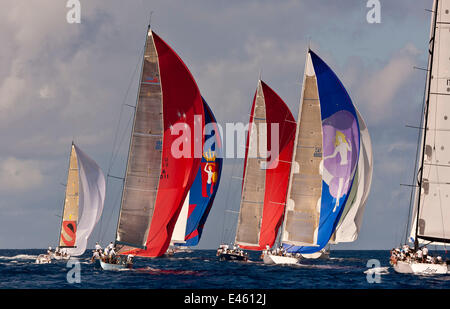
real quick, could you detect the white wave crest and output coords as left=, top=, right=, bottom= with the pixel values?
left=364, top=266, right=390, bottom=275
left=0, top=254, right=37, bottom=260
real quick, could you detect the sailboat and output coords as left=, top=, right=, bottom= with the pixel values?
left=169, top=98, right=223, bottom=254
left=264, top=50, right=363, bottom=264
left=393, top=0, right=450, bottom=275
left=39, top=143, right=106, bottom=264
left=100, top=25, right=206, bottom=269
left=219, top=79, right=296, bottom=262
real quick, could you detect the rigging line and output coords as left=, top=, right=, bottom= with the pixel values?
left=413, top=66, right=429, bottom=72
left=220, top=159, right=237, bottom=244
left=100, top=189, right=123, bottom=243
left=108, top=49, right=146, bottom=171
left=223, top=106, right=252, bottom=245
left=96, top=42, right=146, bottom=242
left=107, top=43, right=145, bottom=175
left=108, top=113, right=134, bottom=172
left=406, top=125, right=450, bottom=132
left=222, top=99, right=254, bottom=244
left=429, top=2, right=447, bottom=246
left=404, top=91, right=424, bottom=245
left=414, top=0, right=439, bottom=250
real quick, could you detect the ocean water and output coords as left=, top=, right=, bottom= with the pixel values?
left=0, top=249, right=449, bottom=289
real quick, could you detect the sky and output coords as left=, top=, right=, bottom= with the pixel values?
left=0, top=0, right=436, bottom=250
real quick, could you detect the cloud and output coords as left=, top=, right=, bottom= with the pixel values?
left=0, top=0, right=436, bottom=250
left=356, top=44, right=421, bottom=124
left=0, top=157, right=44, bottom=192
left=195, top=36, right=308, bottom=125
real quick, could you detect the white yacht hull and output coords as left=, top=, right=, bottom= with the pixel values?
left=100, top=260, right=131, bottom=271
left=301, top=251, right=329, bottom=259
left=263, top=254, right=299, bottom=265
left=174, top=246, right=193, bottom=253
left=301, top=247, right=330, bottom=259
left=393, top=261, right=448, bottom=275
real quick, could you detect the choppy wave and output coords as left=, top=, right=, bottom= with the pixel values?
left=0, top=254, right=37, bottom=260
left=0, top=249, right=448, bottom=288
left=363, top=266, right=390, bottom=275
left=136, top=266, right=203, bottom=276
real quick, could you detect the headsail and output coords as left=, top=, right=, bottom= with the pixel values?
left=183, top=98, right=223, bottom=246
left=115, top=28, right=204, bottom=257
left=283, top=50, right=360, bottom=253
left=171, top=192, right=190, bottom=245
left=235, top=80, right=295, bottom=250
left=332, top=108, right=373, bottom=242
left=410, top=0, right=450, bottom=245
left=170, top=98, right=223, bottom=246
left=58, top=143, right=106, bottom=256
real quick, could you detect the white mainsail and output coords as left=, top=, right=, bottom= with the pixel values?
left=409, top=0, right=450, bottom=245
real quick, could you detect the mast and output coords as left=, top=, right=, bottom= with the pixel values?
left=113, top=23, right=150, bottom=250
left=278, top=50, right=310, bottom=248
left=414, top=0, right=439, bottom=250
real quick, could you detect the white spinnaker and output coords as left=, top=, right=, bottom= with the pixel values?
left=333, top=108, right=373, bottom=242
left=410, top=0, right=450, bottom=245
left=67, top=144, right=106, bottom=256
left=171, top=192, right=190, bottom=244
